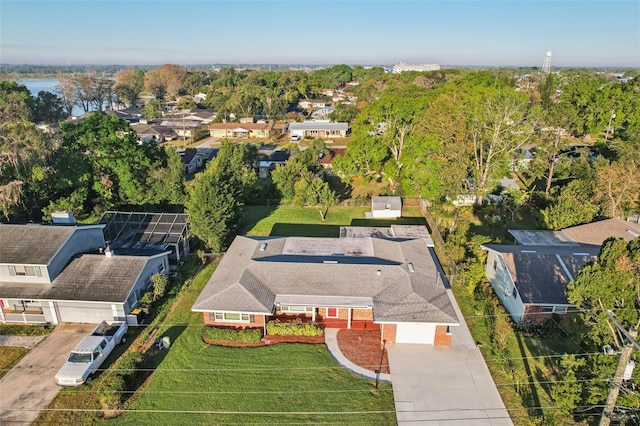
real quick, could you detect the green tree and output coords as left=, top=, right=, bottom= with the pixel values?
left=114, top=68, right=145, bottom=107
left=144, top=99, right=162, bottom=120
left=567, top=238, right=640, bottom=349
left=33, top=91, right=66, bottom=124
left=51, top=113, right=160, bottom=214
left=550, top=355, right=587, bottom=417
left=542, top=180, right=599, bottom=230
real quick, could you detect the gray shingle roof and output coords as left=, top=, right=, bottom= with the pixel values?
left=0, top=224, right=75, bottom=264
left=0, top=254, right=150, bottom=303
left=562, top=218, right=640, bottom=246
left=192, top=232, right=459, bottom=324
left=288, top=122, right=349, bottom=131
left=483, top=244, right=599, bottom=305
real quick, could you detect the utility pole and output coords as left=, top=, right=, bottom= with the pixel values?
left=600, top=311, right=639, bottom=426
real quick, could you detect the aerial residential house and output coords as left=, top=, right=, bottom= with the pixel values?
left=368, top=196, right=402, bottom=219
left=482, top=244, right=599, bottom=323
left=258, top=150, right=290, bottom=178
left=298, top=99, right=328, bottom=109
left=178, top=149, right=203, bottom=175
left=208, top=122, right=274, bottom=139
left=319, top=148, right=345, bottom=173
left=288, top=122, right=350, bottom=140
left=131, top=123, right=177, bottom=144
left=192, top=226, right=460, bottom=347
left=0, top=223, right=170, bottom=324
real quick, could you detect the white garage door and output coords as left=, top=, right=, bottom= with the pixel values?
left=395, top=323, right=436, bottom=344
left=56, top=302, right=114, bottom=323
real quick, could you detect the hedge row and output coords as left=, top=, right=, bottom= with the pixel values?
left=201, top=326, right=262, bottom=343
left=266, top=320, right=323, bottom=337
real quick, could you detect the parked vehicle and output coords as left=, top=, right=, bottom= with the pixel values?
left=55, top=321, right=128, bottom=386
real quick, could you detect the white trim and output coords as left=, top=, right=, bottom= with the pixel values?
left=212, top=312, right=251, bottom=323
left=555, top=254, right=574, bottom=281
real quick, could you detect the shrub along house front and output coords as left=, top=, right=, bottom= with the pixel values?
left=192, top=226, right=459, bottom=347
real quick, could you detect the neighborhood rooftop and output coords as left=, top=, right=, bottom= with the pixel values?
left=288, top=122, right=349, bottom=131
left=192, top=232, right=458, bottom=324
left=0, top=254, right=156, bottom=303
left=0, top=224, right=103, bottom=265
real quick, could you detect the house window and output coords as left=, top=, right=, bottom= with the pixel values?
left=8, top=265, right=42, bottom=277
left=555, top=306, right=568, bottom=314
left=493, top=260, right=498, bottom=271
left=158, top=262, right=165, bottom=274
left=212, top=312, right=251, bottom=323
left=326, top=308, right=339, bottom=318
left=541, top=306, right=554, bottom=313
left=280, top=306, right=313, bottom=313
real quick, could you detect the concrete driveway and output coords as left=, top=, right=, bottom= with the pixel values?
left=0, top=323, right=95, bottom=424
left=387, top=288, right=513, bottom=425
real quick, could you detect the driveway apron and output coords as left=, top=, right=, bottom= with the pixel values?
left=0, top=323, right=95, bottom=424
left=387, top=288, right=513, bottom=425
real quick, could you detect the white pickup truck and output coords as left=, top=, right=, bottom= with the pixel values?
left=55, top=321, right=128, bottom=386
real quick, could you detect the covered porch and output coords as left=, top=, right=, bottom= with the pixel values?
left=273, top=295, right=379, bottom=331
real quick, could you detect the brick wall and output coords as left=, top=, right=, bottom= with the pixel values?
left=203, top=313, right=266, bottom=328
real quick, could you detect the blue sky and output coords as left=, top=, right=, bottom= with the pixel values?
left=1, top=0, right=638, bottom=67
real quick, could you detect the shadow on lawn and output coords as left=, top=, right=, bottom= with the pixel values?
left=270, top=223, right=341, bottom=237
left=147, top=325, right=187, bottom=367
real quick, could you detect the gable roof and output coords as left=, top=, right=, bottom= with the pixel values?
left=483, top=244, right=599, bottom=305
left=0, top=224, right=96, bottom=265
left=562, top=219, right=640, bottom=246
left=192, top=230, right=458, bottom=324
left=0, top=253, right=162, bottom=303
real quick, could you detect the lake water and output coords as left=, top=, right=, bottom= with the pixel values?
left=20, top=78, right=91, bottom=117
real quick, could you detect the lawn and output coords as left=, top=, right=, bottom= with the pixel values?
left=0, top=347, right=29, bottom=380
left=109, top=262, right=396, bottom=425
left=243, top=205, right=426, bottom=237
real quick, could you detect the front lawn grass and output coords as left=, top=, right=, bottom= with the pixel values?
left=0, top=347, right=29, bottom=379
left=244, top=205, right=425, bottom=237
left=110, top=260, right=395, bottom=425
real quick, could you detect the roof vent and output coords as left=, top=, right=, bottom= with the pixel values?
left=323, top=260, right=338, bottom=264
left=408, top=263, right=415, bottom=272
left=259, top=243, right=267, bottom=251
left=376, top=270, right=382, bottom=276
left=626, top=229, right=639, bottom=237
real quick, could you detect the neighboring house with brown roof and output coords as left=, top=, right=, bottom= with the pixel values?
left=0, top=224, right=170, bottom=325
left=482, top=244, right=600, bottom=323
left=192, top=226, right=460, bottom=346
left=208, top=122, right=274, bottom=139
left=510, top=218, right=640, bottom=247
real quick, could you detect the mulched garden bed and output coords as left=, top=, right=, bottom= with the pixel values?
left=336, top=329, right=390, bottom=374
left=202, top=334, right=324, bottom=347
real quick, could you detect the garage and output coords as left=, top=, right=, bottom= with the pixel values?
left=55, top=301, right=116, bottom=323
left=395, top=322, right=436, bottom=344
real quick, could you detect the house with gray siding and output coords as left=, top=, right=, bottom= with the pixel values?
left=0, top=224, right=169, bottom=324
left=482, top=244, right=599, bottom=323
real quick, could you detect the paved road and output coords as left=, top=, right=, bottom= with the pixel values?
left=0, top=323, right=95, bottom=424
left=387, top=287, right=513, bottom=426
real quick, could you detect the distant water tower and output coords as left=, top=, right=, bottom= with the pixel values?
left=542, top=51, right=552, bottom=73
